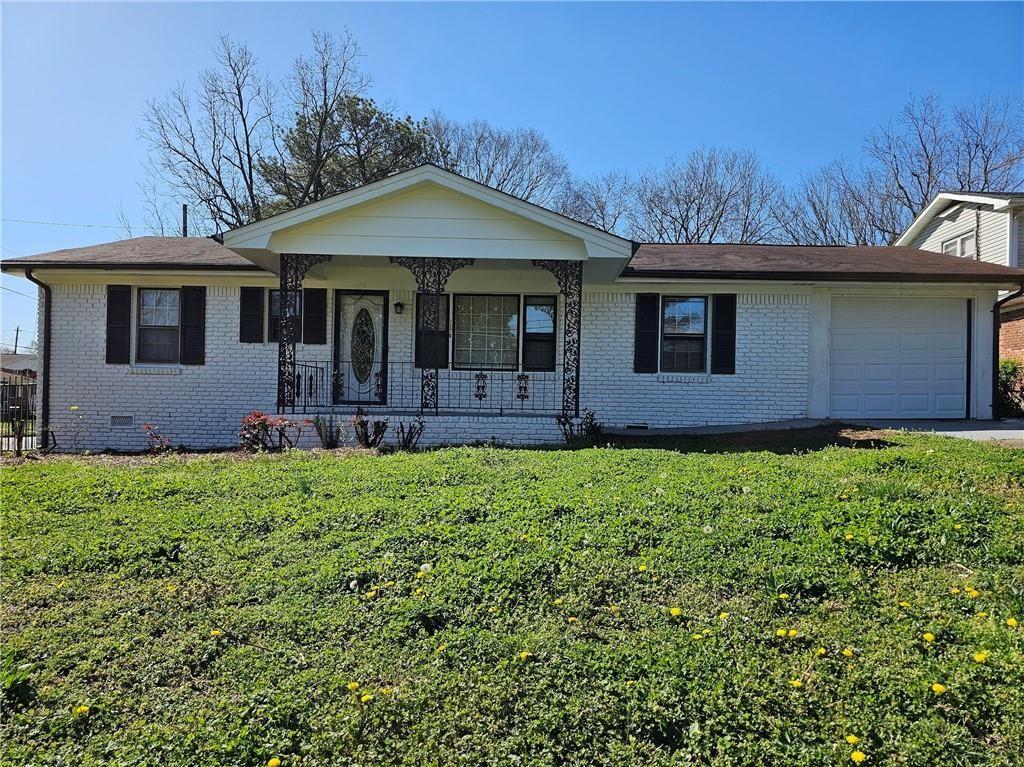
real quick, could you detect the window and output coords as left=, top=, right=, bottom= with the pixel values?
left=523, top=295, right=556, bottom=371
left=268, top=289, right=302, bottom=343
left=661, top=296, right=707, bottom=373
left=415, top=293, right=450, bottom=368
left=453, top=294, right=519, bottom=370
left=942, top=231, right=975, bottom=258
left=137, top=288, right=180, bottom=363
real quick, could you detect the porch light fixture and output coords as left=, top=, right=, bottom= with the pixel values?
left=394, top=301, right=405, bottom=315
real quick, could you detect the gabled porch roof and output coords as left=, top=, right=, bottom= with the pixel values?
left=222, top=164, right=633, bottom=279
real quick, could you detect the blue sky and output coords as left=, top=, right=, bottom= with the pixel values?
left=2, top=1, right=1022, bottom=348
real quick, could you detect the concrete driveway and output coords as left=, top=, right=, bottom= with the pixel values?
left=860, top=419, right=1024, bottom=444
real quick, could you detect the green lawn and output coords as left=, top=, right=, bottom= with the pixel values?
left=2, top=434, right=1023, bottom=766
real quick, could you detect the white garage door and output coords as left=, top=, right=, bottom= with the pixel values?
left=829, top=297, right=968, bottom=419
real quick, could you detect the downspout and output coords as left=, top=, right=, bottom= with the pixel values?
left=23, top=269, right=52, bottom=448
left=993, top=282, right=1024, bottom=419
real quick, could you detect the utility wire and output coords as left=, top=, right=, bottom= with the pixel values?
left=2, top=286, right=36, bottom=299
left=3, top=217, right=121, bottom=229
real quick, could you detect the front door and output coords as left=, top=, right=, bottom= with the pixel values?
left=334, top=291, right=388, bottom=404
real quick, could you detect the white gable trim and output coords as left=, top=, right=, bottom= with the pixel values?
left=223, top=164, right=631, bottom=260
left=896, top=192, right=1024, bottom=246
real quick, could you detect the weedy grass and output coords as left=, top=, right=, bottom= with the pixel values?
left=2, top=434, right=1023, bottom=766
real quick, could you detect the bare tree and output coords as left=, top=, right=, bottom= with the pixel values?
left=425, top=114, right=570, bottom=206
left=114, top=202, right=134, bottom=238
left=142, top=35, right=275, bottom=232
left=629, top=148, right=781, bottom=243
left=952, top=97, right=1024, bottom=192
left=558, top=171, right=633, bottom=234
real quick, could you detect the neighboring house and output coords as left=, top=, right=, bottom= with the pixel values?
left=3, top=165, right=1024, bottom=451
left=0, top=353, right=38, bottom=380
left=896, top=191, right=1024, bottom=361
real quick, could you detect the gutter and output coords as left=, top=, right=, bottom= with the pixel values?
left=23, top=269, right=52, bottom=449
left=994, top=282, right=1024, bottom=419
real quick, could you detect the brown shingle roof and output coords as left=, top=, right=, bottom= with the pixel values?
left=0, top=236, right=264, bottom=271
left=625, top=243, right=1024, bottom=283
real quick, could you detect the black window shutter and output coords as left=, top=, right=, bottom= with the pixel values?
left=634, top=293, right=660, bottom=373
left=105, top=285, right=131, bottom=364
left=239, top=287, right=264, bottom=343
left=302, top=288, right=327, bottom=345
left=179, top=286, right=206, bottom=365
left=710, top=294, right=737, bottom=375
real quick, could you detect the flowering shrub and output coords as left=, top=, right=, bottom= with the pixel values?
left=238, top=410, right=309, bottom=452
left=141, top=423, right=173, bottom=454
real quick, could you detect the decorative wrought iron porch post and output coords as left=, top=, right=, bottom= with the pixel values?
left=277, top=254, right=331, bottom=412
left=389, top=257, right=474, bottom=411
left=533, top=259, right=583, bottom=417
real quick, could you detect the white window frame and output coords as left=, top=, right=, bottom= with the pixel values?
left=941, top=231, right=975, bottom=258
left=659, top=295, right=710, bottom=374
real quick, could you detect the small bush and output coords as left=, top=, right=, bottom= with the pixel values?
left=997, top=359, right=1024, bottom=417
left=141, top=423, right=173, bottom=454
left=395, top=416, right=426, bottom=451
left=350, top=410, right=387, bottom=449
left=1, top=650, right=34, bottom=710
left=556, top=408, right=604, bottom=446
left=312, top=414, right=346, bottom=449
left=238, top=411, right=309, bottom=452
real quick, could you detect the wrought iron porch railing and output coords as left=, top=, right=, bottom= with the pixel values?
left=292, top=360, right=563, bottom=415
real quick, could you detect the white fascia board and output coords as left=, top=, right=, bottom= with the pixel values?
left=895, top=192, right=1023, bottom=246
left=224, top=165, right=632, bottom=259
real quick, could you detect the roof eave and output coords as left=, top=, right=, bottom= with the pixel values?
left=618, top=268, right=1023, bottom=285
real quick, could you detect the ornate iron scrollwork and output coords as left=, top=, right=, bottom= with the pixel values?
left=516, top=373, right=530, bottom=401
left=277, top=253, right=332, bottom=411
left=532, top=259, right=583, bottom=416
left=474, top=372, right=488, bottom=400
left=389, top=257, right=474, bottom=410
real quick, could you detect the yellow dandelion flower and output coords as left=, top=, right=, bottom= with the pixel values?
left=851, top=751, right=866, bottom=763
left=553, top=597, right=564, bottom=605
left=776, top=628, right=788, bottom=638
left=789, top=679, right=803, bottom=688
left=949, top=587, right=960, bottom=595
left=365, top=589, right=378, bottom=599
left=346, top=681, right=360, bottom=691
left=436, top=643, right=448, bottom=653
left=567, top=616, right=579, bottom=624
left=976, top=611, right=988, bottom=619
left=360, top=693, right=373, bottom=703
left=608, top=605, right=620, bottom=614
left=165, top=584, right=177, bottom=593
left=638, top=564, right=648, bottom=572
left=954, top=523, right=962, bottom=530
left=719, top=612, right=730, bottom=620
left=923, top=632, right=935, bottom=643
left=73, top=704, right=90, bottom=716
left=845, top=735, right=860, bottom=745
left=1007, top=617, right=1019, bottom=628
left=778, top=593, right=790, bottom=601
left=966, top=589, right=980, bottom=599
left=692, top=633, right=704, bottom=640
left=416, top=571, right=425, bottom=579
left=898, top=601, right=911, bottom=608
left=210, top=629, right=223, bottom=638
left=842, top=647, right=854, bottom=658
left=788, top=629, right=798, bottom=638
left=930, top=683, right=947, bottom=695
left=625, top=680, right=636, bottom=687
left=268, top=759, right=282, bottom=767
left=844, top=533, right=854, bottom=541
left=972, top=651, right=989, bottom=664
left=415, top=587, right=424, bottom=595
left=518, top=650, right=532, bottom=661
left=817, top=647, right=827, bottom=656
left=380, top=686, right=394, bottom=695
left=669, top=607, right=682, bottom=617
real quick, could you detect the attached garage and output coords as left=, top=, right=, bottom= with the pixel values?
left=829, top=296, right=968, bottom=419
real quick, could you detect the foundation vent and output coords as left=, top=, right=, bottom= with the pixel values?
left=110, top=415, right=135, bottom=428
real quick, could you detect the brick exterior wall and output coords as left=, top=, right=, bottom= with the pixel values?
left=1000, top=309, right=1024, bottom=362
left=39, top=282, right=813, bottom=451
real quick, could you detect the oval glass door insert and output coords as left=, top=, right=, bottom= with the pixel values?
left=350, top=308, right=375, bottom=384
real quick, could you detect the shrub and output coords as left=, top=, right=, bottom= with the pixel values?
left=556, top=408, right=604, bottom=446
left=141, top=423, right=173, bottom=454
left=395, top=416, right=426, bottom=451
left=312, top=414, right=346, bottom=449
left=997, top=359, right=1024, bottom=417
left=350, top=409, right=387, bottom=449
left=1, top=650, right=34, bottom=710
left=238, top=411, right=309, bottom=452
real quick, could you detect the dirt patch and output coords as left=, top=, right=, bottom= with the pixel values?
left=611, top=423, right=900, bottom=454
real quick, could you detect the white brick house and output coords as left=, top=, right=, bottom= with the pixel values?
left=4, top=166, right=1023, bottom=451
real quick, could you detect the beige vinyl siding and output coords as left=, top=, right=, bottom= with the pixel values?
left=911, top=204, right=1010, bottom=266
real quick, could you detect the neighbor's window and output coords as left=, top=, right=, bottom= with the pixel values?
left=661, top=296, right=706, bottom=373
left=453, top=294, right=519, bottom=370
left=522, top=295, right=556, bottom=371
left=941, top=231, right=975, bottom=258
left=137, top=288, right=180, bottom=363
left=268, top=289, right=302, bottom=343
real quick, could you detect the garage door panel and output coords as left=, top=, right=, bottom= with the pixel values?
left=830, top=297, right=967, bottom=419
